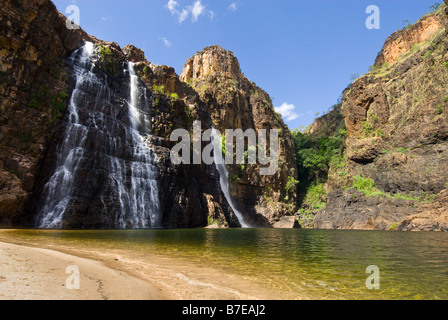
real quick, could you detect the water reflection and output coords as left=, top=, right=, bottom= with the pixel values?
left=1, top=229, right=447, bottom=299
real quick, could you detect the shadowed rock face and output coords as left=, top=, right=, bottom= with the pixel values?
left=6, top=1, right=447, bottom=231
left=0, top=0, right=88, bottom=226
left=32, top=45, right=163, bottom=229
left=398, top=189, right=448, bottom=231
left=314, top=189, right=419, bottom=231
left=1, top=1, right=241, bottom=229
left=313, top=5, right=448, bottom=231
left=180, top=45, right=298, bottom=227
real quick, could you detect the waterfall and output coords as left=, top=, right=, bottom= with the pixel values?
left=36, top=42, right=160, bottom=229
left=211, top=128, right=251, bottom=228
left=126, top=61, right=161, bottom=228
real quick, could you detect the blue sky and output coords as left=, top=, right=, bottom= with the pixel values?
left=54, top=0, right=440, bottom=129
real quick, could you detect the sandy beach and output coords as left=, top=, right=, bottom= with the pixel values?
left=0, top=241, right=161, bottom=300
left=0, top=232, right=294, bottom=300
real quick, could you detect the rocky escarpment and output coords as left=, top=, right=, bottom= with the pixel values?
left=313, top=3, right=448, bottom=231
left=0, top=0, right=89, bottom=226
left=375, top=13, right=443, bottom=67
left=180, top=46, right=298, bottom=227
left=0, top=0, right=242, bottom=228
left=121, top=45, right=242, bottom=229
left=398, top=189, right=448, bottom=231
left=1, top=0, right=297, bottom=229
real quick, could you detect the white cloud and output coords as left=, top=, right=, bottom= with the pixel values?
left=191, top=0, right=205, bottom=22
left=166, top=0, right=187, bottom=23
left=165, top=0, right=210, bottom=24
left=179, top=8, right=189, bottom=23
left=228, top=2, right=238, bottom=12
left=275, top=103, right=302, bottom=122
left=161, top=37, right=172, bottom=48
left=166, top=0, right=179, bottom=14
left=208, top=10, right=216, bottom=20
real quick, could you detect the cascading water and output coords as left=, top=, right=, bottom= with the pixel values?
left=125, top=61, right=161, bottom=228
left=211, top=128, right=251, bottom=228
left=36, top=42, right=161, bottom=229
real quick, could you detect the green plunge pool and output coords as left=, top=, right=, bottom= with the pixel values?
left=1, top=228, right=447, bottom=300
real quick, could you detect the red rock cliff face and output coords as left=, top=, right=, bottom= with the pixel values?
left=1, top=1, right=295, bottom=228
left=180, top=46, right=298, bottom=227
left=375, top=14, right=443, bottom=67
left=0, top=0, right=89, bottom=226
left=0, top=1, right=237, bottom=229
left=314, top=4, right=448, bottom=231
left=181, top=46, right=243, bottom=84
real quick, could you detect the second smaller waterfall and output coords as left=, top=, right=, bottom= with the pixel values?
left=211, top=128, right=251, bottom=228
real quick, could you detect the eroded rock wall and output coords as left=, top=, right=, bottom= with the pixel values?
left=0, top=0, right=89, bottom=226
left=314, top=5, right=448, bottom=231
left=180, top=46, right=298, bottom=227
left=0, top=1, right=240, bottom=228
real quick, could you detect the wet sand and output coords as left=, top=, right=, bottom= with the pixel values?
left=0, top=241, right=159, bottom=300
left=0, top=234, right=301, bottom=300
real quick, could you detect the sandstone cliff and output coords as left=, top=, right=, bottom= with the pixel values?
left=312, top=3, right=448, bottom=231
left=0, top=0, right=295, bottom=228
left=0, top=0, right=237, bottom=228
left=0, top=0, right=88, bottom=226
left=180, top=46, right=298, bottom=227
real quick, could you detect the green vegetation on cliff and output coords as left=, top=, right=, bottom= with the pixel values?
left=291, top=105, right=347, bottom=212
left=292, top=1, right=448, bottom=231
left=98, top=45, right=118, bottom=77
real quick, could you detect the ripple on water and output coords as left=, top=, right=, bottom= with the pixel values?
left=1, top=228, right=448, bottom=300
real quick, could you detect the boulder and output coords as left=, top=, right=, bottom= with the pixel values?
left=273, top=216, right=300, bottom=229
